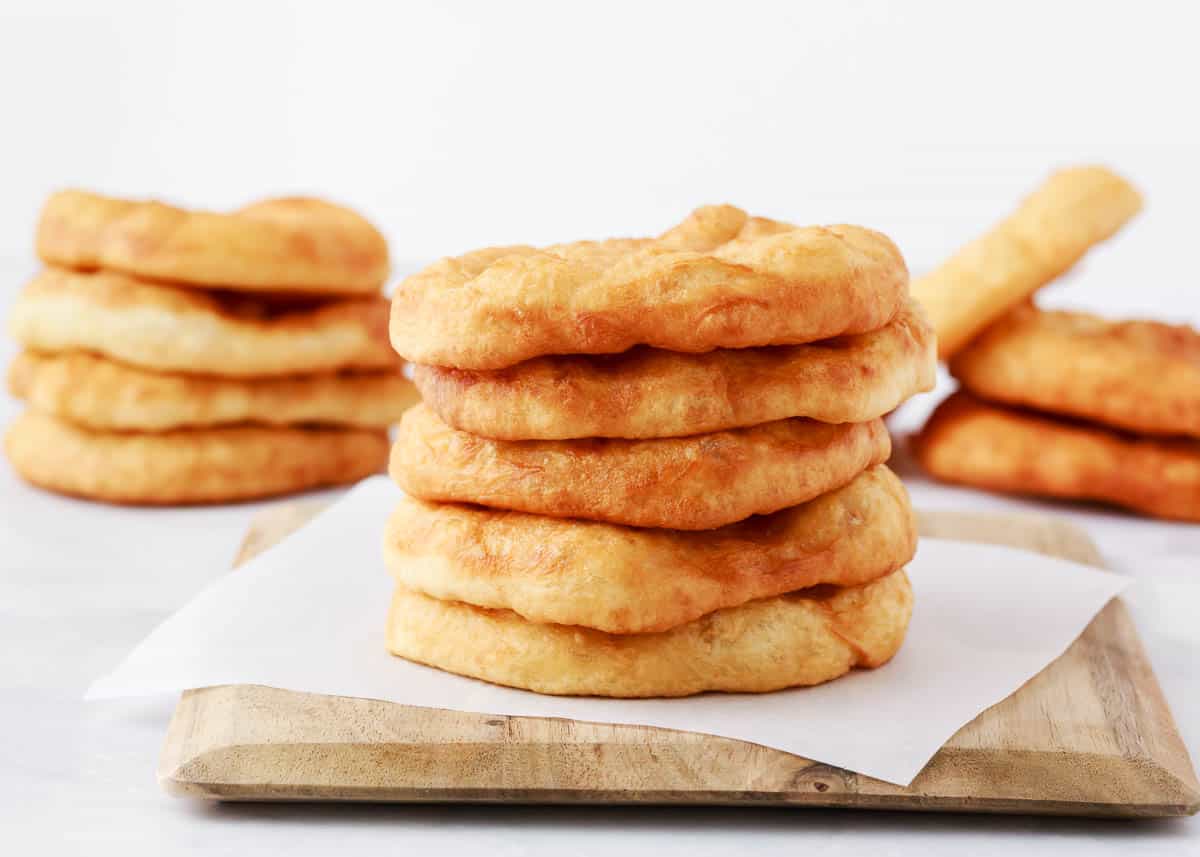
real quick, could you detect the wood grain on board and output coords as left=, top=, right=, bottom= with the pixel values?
left=158, top=504, right=1200, bottom=817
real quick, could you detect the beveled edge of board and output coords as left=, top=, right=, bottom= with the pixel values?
left=156, top=505, right=1200, bottom=818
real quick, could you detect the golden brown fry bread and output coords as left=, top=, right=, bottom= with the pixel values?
left=4, top=411, right=388, bottom=505
left=7, top=268, right=400, bottom=378
left=383, top=465, right=915, bottom=634
left=912, top=166, right=1142, bottom=360
left=392, top=403, right=891, bottom=529
left=950, top=303, right=1200, bottom=439
left=386, top=569, right=913, bottom=697
left=914, top=392, right=1200, bottom=522
left=36, top=190, right=389, bottom=295
left=391, top=204, right=909, bottom=369
left=413, top=300, right=936, bottom=440
left=8, top=350, right=418, bottom=432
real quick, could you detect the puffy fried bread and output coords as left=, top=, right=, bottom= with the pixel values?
left=950, top=303, right=1200, bottom=438
left=912, top=166, right=1141, bottom=359
left=412, top=300, right=935, bottom=440
left=8, top=350, right=418, bottom=431
left=36, top=190, right=388, bottom=295
left=391, top=204, right=909, bottom=369
left=8, top=268, right=400, bottom=378
left=914, top=392, right=1200, bottom=522
left=385, top=569, right=913, bottom=697
left=4, top=411, right=388, bottom=504
left=392, top=403, right=890, bottom=529
left=383, top=465, right=915, bottom=633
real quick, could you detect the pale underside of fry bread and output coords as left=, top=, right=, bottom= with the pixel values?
left=8, top=268, right=400, bottom=378
left=9, top=350, right=418, bottom=431
left=386, top=569, right=913, bottom=697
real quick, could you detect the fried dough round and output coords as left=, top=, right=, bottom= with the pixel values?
left=391, top=204, right=909, bottom=369
left=36, top=190, right=389, bottom=295
left=384, top=465, right=915, bottom=634
left=7, top=268, right=400, bottom=378
left=914, top=392, right=1200, bottom=522
left=413, top=300, right=936, bottom=440
left=4, top=411, right=388, bottom=505
left=386, top=569, right=913, bottom=697
left=951, top=303, right=1200, bottom=439
left=392, top=404, right=891, bottom=529
left=912, top=166, right=1141, bottom=360
left=9, top=351, right=418, bottom=431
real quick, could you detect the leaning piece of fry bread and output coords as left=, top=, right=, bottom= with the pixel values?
left=912, top=166, right=1142, bottom=360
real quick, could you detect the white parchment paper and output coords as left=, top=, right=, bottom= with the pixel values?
left=86, top=476, right=1129, bottom=786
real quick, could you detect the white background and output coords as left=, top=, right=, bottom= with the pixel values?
left=2, top=1, right=1199, bottom=854
left=2, top=0, right=1199, bottom=324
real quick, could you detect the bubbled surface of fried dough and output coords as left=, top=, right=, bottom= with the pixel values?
left=4, top=411, right=388, bottom=505
left=8, top=350, right=418, bottom=431
left=7, top=268, right=401, bottom=378
left=392, top=403, right=891, bottom=529
left=391, top=204, right=909, bottom=369
left=383, top=465, right=915, bottom=634
left=36, top=191, right=389, bottom=295
left=413, top=300, right=936, bottom=440
left=385, top=569, right=913, bottom=697
left=950, top=303, right=1200, bottom=439
left=914, top=392, right=1200, bottom=522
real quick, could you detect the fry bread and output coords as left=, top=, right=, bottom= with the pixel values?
left=912, top=166, right=1141, bottom=359
left=914, top=392, right=1200, bottom=522
left=37, top=191, right=388, bottom=295
left=386, top=569, right=913, bottom=697
left=8, top=268, right=400, bottom=378
left=383, top=465, right=915, bottom=634
left=413, top=300, right=935, bottom=440
left=8, top=350, right=418, bottom=431
left=951, top=303, right=1200, bottom=438
left=5, top=411, right=388, bottom=505
left=392, top=205, right=909, bottom=369
left=392, top=403, right=890, bottom=529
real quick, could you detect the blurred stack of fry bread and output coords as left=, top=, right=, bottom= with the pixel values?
left=5, top=191, right=417, bottom=504
left=913, top=167, right=1200, bottom=522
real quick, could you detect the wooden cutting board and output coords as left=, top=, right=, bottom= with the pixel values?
left=158, top=504, right=1199, bottom=817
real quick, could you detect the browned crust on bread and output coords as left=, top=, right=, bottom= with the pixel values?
left=951, top=303, right=1200, bottom=438
left=392, top=403, right=891, bottom=529
left=391, top=205, right=909, bottom=369
left=412, top=300, right=935, bottom=439
left=36, top=191, right=389, bottom=295
left=914, top=392, right=1200, bottom=522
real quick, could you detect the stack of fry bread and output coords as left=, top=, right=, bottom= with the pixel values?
left=913, top=167, right=1200, bottom=523
left=386, top=205, right=937, bottom=697
left=5, top=191, right=417, bottom=504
